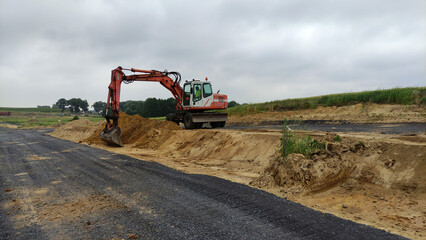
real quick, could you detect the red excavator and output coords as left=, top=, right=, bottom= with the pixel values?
left=100, top=66, right=228, bottom=146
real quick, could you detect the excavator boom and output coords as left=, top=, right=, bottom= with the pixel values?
left=100, top=66, right=182, bottom=146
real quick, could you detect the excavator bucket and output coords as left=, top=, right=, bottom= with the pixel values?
left=99, top=127, right=123, bottom=147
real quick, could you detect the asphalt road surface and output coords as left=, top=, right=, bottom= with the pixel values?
left=0, top=127, right=405, bottom=239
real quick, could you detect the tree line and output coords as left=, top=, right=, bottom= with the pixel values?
left=92, top=97, right=177, bottom=118
left=55, top=98, right=89, bottom=113
left=55, top=97, right=240, bottom=117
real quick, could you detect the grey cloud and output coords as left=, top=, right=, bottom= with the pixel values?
left=0, top=0, right=424, bottom=107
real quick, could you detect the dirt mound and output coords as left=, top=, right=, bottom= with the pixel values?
left=228, top=103, right=426, bottom=124
left=253, top=137, right=426, bottom=195
left=156, top=130, right=280, bottom=163
left=49, top=119, right=104, bottom=142
left=85, top=112, right=181, bottom=146
left=50, top=113, right=181, bottom=146
left=254, top=138, right=361, bottom=193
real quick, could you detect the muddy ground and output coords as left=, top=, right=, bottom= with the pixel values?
left=47, top=104, right=426, bottom=239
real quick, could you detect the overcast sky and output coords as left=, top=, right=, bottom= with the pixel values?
left=0, top=0, right=424, bottom=108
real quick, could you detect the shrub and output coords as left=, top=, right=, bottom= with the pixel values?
left=72, top=115, right=79, bottom=121
left=280, top=120, right=325, bottom=159
left=333, top=135, right=342, bottom=142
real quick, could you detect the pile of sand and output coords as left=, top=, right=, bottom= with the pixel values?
left=84, top=112, right=181, bottom=146
left=254, top=139, right=363, bottom=193
left=253, top=135, right=426, bottom=196
left=50, top=113, right=182, bottom=146
left=49, top=119, right=104, bottom=143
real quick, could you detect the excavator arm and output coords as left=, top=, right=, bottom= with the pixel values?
left=101, top=66, right=183, bottom=146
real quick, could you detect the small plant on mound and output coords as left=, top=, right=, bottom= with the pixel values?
left=72, top=115, right=79, bottom=121
left=333, top=135, right=342, bottom=142
left=280, top=120, right=324, bottom=159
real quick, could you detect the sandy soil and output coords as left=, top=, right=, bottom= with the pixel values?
left=228, top=103, right=426, bottom=125
left=48, top=109, right=426, bottom=239
left=4, top=187, right=126, bottom=230
left=0, top=123, right=18, bottom=129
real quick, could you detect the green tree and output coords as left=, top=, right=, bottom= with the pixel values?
left=67, top=98, right=89, bottom=113
left=121, top=101, right=143, bottom=116
left=80, top=100, right=89, bottom=112
left=164, top=97, right=177, bottom=114
left=67, top=98, right=80, bottom=113
left=92, top=101, right=106, bottom=113
left=141, top=98, right=160, bottom=117
left=117, top=98, right=176, bottom=117
left=56, top=98, right=68, bottom=113
left=37, top=105, right=51, bottom=109
left=119, top=101, right=128, bottom=112
left=228, top=100, right=240, bottom=108
left=125, top=107, right=137, bottom=115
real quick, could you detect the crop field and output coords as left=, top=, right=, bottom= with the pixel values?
left=0, top=109, right=104, bottom=128
left=226, top=87, right=426, bottom=116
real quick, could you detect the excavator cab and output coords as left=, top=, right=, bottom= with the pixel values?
left=182, top=81, right=214, bottom=108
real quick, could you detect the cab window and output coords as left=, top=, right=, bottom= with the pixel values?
left=203, top=83, right=212, bottom=98
left=183, top=84, right=191, bottom=105
left=193, top=84, right=202, bottom=102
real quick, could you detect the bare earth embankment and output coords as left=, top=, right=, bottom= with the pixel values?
left=49, top=105, right=426, bottom=239
left=227, top=103, right=425, bottom=125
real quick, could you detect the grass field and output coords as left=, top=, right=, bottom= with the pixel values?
left=227, top=87, right=426, bottom=116
left=0, top=106, right=167, bottom=128
left=0, top=110, right=104, bottom=128
left=0, top=107, right=62, bottom=113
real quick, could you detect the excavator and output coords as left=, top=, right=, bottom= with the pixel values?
left=100, top=66, right=228, bottom=146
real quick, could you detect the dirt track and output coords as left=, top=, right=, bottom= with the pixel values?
left=0, top=127, right=403, bottom=239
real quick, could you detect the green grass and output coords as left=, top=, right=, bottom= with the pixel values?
left=280, top=120, right=325, bottom=159
left=227, top=87, right=426, bottom=116
left=149, top=116, right=166, bottom=120
left=0, top=107, right=62, bottom=113
left=0, top=114, right=104, bottom=128
left=0, top=116, right=72, bottom=127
